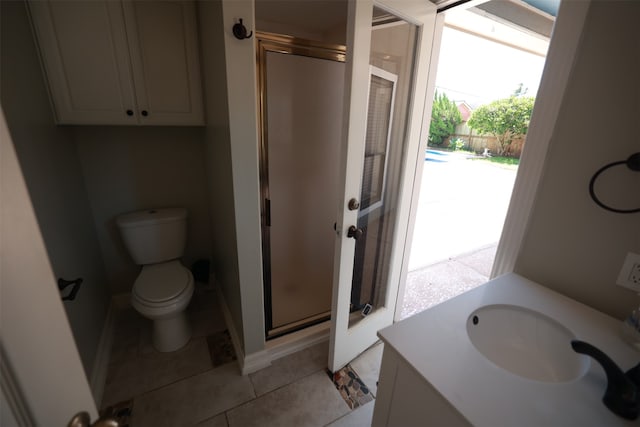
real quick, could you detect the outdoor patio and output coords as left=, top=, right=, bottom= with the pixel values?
left=401, top=151, right=516, bottom=319
left=401, top=244, right=497, bottom=319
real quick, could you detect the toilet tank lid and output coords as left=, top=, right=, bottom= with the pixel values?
left=117, top=208, right=187, bottom=228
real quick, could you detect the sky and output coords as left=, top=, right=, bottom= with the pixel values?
left=434, top=26, right=548, bottom=108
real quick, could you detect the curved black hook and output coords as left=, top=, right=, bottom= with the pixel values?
left=58, top=277, right=83, bottom=301
left=233, top=19, right=253, bottom=40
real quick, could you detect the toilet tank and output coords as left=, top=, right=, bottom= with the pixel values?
left=116, top=208, right=187, bottom=265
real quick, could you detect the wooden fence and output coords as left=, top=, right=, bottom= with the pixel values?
left=440, top=123, right=525, bottom=158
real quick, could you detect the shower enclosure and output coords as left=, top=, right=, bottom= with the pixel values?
left=257, top=33, right=346, bottom=337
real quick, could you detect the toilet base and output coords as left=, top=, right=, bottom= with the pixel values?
left=152, top=311, right=191, bottom=352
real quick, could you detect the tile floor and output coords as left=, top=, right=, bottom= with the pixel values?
left=102, top=243, right=495, bottom=426
left=101, top=285, right=383, bottom=427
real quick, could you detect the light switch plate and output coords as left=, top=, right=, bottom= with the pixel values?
left=616, top=252, right=640, bottom=292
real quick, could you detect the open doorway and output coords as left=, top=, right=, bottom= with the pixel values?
left=401, top=3, right=555, bottom=318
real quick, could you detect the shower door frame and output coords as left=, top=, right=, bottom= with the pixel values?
left=256, top=32, right=346, bottom=338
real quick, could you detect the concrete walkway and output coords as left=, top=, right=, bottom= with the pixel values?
left=400, top=152, right=517, bottom=319
left=401, top=244, right=497, bottom=319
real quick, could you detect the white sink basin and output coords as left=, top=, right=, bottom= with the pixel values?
left=467, top=304, right=590, bottom=382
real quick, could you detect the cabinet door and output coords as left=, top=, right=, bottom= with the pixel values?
left=28, top=1, right=137, bottom=125
left=123, top=1, right=204, bottom=125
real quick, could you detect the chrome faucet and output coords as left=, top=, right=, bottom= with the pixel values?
left=571, top=340, right=640, bottom=420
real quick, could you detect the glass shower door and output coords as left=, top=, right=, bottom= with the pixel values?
left=258, top=35, right=346, bottom=337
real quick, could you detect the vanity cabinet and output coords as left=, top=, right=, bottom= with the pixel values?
left=28, top=0, right=204, bottom=125
left=372, top=346, right=469, bottom=426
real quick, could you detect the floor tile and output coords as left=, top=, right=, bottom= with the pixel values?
left=132, top=363, right=255, bottom=427
left=207, top=330, right=236, bottom=367
left=196, top=413, right=228, bottom=427
left=326, top=400, right=375, bottom=427
left=101, top=337, right=212, bottom=408
left=330, top=365, right=374, bottom=409
left=249, top=341, right=329, bottom=396
left=227, top=370, right=350, bottom=427
left=108, top=308, right=144, bottom=366
left=349, top=341, right=384, bottom=397
left=99, top=399, right=133, bottom=426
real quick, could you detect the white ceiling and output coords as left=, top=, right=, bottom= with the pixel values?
left=254, top=0, right=555, bottom=40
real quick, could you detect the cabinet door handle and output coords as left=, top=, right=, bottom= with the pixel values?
left=126, top=109, right=133, bottom=116
left=141, top=110, right=149, bottom=117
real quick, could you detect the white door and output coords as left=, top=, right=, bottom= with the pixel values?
left=0, top=108, right=97, bottom=425
left=329, top=0, right=437, bottom=372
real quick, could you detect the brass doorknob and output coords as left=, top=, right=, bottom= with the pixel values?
left=347, top=226, right=363, bottom=240
left=68, top=412, right=119, bottom=427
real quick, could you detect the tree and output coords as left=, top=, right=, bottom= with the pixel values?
left=467, top=96, right=535, bottom=156
left=428, top=91, right=462, bottom=146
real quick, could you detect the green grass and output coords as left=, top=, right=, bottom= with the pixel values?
left=473, top=156, right=520, bottom=168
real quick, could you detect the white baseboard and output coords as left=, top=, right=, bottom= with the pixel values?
left=212, top=276, right=330, bottom=375
left=266, top=321, right=330, bottom=362
left=241, top=349, right=271, bottom=375
left=89, top=302, right=116, bottom=407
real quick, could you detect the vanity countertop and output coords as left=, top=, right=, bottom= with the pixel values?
left=378, top=273, right=640, bottom=426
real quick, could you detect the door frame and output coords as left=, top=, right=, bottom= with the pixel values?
left=256, top=32, right=346, bottom=338
left=489, top=1, right=591, bottom=278
left=396, top=0, right=593, bottom=319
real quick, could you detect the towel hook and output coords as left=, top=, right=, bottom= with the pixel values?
left=58, top=277, right=83, bottom=301
left=233, top=18, right=253, bottom=40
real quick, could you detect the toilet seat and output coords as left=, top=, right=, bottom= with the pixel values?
left=133, top=260, right=193, bottom=307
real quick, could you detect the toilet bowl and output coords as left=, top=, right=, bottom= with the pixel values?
left=131, top=260, right=194, bottom=352
left=116, top=208, right=195, bottom=352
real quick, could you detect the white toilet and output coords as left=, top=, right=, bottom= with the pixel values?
left=116, top=208, right=194, bottom=352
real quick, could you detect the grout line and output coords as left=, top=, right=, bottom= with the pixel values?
left=250, top=366, right=327, bottom=398
left=449, top=258, right=491, bottom=280
left=110, top=348, right=233, bottom=408
left=321, top=399, right=376, bottom=427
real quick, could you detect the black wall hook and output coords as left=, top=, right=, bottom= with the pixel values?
left=233, top=18, right=253, bottom=40
left=58, top=277, right=83, bottom=301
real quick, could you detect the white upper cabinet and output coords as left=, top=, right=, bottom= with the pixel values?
left=28, top=1, right=205, bottom=126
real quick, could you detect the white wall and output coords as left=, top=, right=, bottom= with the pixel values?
left=255, top=0, right=346, bottom=45
left=218, top=0, right=266, bottom=357
left=0, top=0, right=110, bottom=377
left=515, top=1, right=640, bottom=319
left=197, top=0, right=246, bottom=350
left=74, top=126, right=212, bottom=294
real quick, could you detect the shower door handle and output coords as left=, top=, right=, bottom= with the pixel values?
left=347, top=226, right=363, bottom=240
